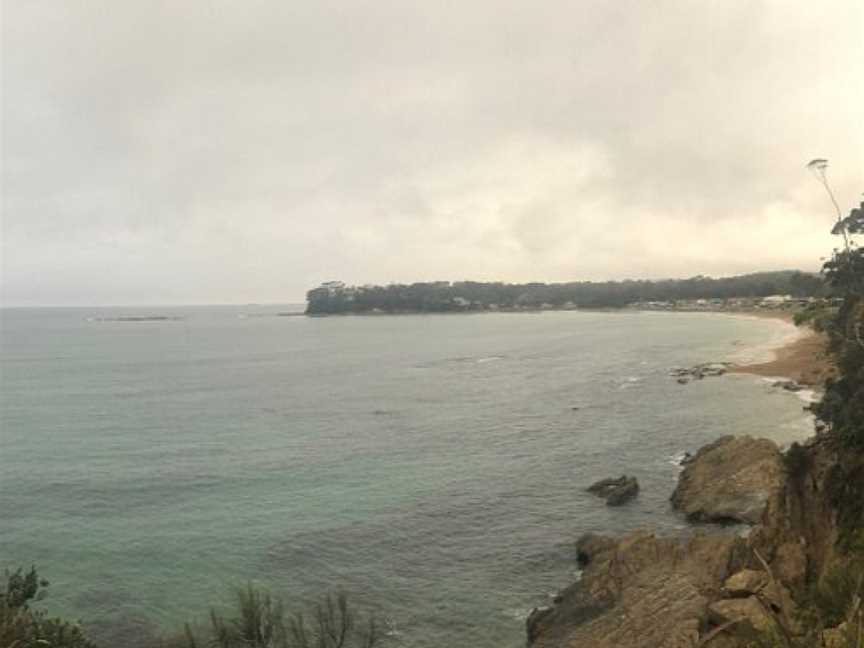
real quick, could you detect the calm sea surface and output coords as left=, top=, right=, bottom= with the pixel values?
left=0, top=306, right=813, bottom=646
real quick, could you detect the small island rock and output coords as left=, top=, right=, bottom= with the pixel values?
left=587, top=475, right=640, bottom=506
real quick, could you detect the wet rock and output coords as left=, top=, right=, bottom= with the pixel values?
left=587, top=475, right=640, bottom=506
left=772, top=379, right=803, bottom=392
left=671, top=436, right=784, bottom=524
left=670, top=362, right=731, bottom=383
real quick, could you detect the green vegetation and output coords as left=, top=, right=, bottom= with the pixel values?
left=808, top=560, right=864, bottom=629
left=165, top=586, right=379, bottom=648
left=0, top=567, right=96, bottom=648
left=0, top=568, right=378, bottom=648
left=305, top=270, right=825, bottom=314
left=744, top=167, right=864, bottom=648
left=807, top=159, right=864, bottom=450
left=814, top=236, right=864, bottom=450
left=747, top=561, right=864, bottom=648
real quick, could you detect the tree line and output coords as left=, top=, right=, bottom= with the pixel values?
left=305, top=271, right=826, bottom=314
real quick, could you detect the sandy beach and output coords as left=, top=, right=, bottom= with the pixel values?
left=728, top=312, right=834, bottom=386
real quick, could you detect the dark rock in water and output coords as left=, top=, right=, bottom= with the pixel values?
left=587, top=476, right=624, bottom=494
left=587, top=475, right=640, bottom=506
left=606, top=479, right=639, bottom=506
left=772, top=379, right=803, bottom=392
left=670, top=362, right=730, bottom=383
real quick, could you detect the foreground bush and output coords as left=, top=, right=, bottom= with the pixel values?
left=163, top=585, right=379, bottom=648
left=0, top=567, right=96, bottom=648
left=1, top=568, right=379, bottom=648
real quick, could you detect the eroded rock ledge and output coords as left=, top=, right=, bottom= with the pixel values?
left=527, top=435, right=854, bottom=648
left=527, top=531, right=749, bottom=648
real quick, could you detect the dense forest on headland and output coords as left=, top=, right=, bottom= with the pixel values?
left=305, top=270, right=826, bottom=314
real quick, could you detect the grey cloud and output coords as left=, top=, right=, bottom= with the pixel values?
left=2, top=0, right=862, bottom=305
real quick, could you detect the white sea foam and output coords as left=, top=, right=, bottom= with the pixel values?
left=668, top=451, right=690, bottom=469
left=726, top=316, right=805, bottom=365
left=504, top=606, right=541, bottom=622
left=617, top=375, right=643, bottom=390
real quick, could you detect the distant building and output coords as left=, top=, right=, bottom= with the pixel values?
left=320, top=281, right=346, bottom=294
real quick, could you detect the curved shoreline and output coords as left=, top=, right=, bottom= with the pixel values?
left=722, top=313, right=832, bottom=387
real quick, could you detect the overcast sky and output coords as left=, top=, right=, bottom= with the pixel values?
left=2, top=1, right=862, bottom=306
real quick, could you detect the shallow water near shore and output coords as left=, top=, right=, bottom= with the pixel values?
left=0, top=307, right=814, bottom=646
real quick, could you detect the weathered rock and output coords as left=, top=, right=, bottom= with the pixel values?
left=586, top=475, right=628, bottom=495
left=606, top=479, right=639, bottom=506
left=748, top=437, right=851, bottom=591
left=575, top=533, right=617, bottom=567
left=707, top=597, right=774, bottom=633
left=528, top=531, right=748, bottom=648
left=587, top=475, right=640, bottom=506
left=721, top=570, right=799, bottom=629
left=772, top=541, right=807, bottom=589
left=671, top=362, right=730, bottom=383
left=722, top=569, right=768, bottom=597
left=772, top=379, right=803, bottom=392
left=671, top=436, right=784, bottom=524
left=529, top=435, right=862, bottom=648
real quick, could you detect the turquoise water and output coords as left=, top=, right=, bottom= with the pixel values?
left=0, top=307, right=812, bottom=646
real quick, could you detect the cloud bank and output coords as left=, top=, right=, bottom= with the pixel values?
left=2, top=0, right=862, bottom=305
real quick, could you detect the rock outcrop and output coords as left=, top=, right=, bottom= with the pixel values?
left=670, top=435, right=784, bottom=524
left=586, top=475, right=640, bottom=506
left=670, top=362, right=731, bottom=384
left=527, top=531, right=748, bottom=648
left=527, top=434, right=863, bottom=647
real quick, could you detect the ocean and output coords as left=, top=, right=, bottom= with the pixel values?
left=0, top=306, right=814, bottom=647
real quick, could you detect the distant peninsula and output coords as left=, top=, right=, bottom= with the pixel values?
left=305, top=270, right=825, bottom=315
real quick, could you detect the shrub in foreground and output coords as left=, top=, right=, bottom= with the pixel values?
left=162, top=585, right=379, bottom=648
left=0, top=567, right=96, bottom=648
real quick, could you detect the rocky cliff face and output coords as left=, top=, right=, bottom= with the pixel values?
left=527, top=531, right=749, bottom=648
left=526, top=434, right=863, bottom=648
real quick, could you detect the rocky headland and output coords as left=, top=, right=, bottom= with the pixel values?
left=527, top=431, right=864, bottom=647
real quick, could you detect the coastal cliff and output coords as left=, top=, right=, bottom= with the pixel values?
left=526, top=432, right=864, bottom=647
left=527, top=196, right=864, bottom=646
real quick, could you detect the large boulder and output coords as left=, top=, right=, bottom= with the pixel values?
left=671, top=436, right=784, bottom=524
left=587, top=475, right=640, bottom=506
